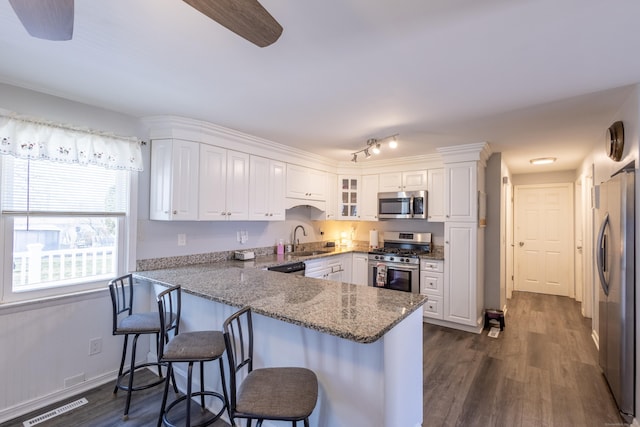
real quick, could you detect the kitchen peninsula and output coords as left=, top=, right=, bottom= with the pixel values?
left=134, top=260, right=426, bottom=427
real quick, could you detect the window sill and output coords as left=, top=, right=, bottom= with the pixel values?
left=0, top=287, right=110, bottom=315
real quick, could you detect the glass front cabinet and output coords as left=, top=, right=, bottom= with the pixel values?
left=338, top=175, right=359, bottom=219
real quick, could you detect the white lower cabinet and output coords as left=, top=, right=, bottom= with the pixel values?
left=443, top=222, right=481, bottom=329
left=305, top=255, right=347, bottom=281
left=420, top=259, right=444, bottom=320
left=351, top=253, right=369, bottom=286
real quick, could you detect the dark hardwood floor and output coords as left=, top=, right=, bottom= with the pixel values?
left=3, top=291, right=625, bottom=427
left=424, top=291, right=625, bottom=427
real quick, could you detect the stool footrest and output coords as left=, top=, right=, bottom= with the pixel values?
left=162, top=391, right=227, bottom=427
left=115, top=362, right=165, bottom=392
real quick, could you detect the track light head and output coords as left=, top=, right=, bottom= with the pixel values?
left=350, top=134, right=398, bottom=161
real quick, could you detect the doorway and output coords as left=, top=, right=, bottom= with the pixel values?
left=514, top=183, right=574, bottom=296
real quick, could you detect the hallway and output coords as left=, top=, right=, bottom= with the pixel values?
left=423, top=291, right=624, bottom=426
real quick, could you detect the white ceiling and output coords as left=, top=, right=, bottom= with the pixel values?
left=1, top=0, right=640, bottom=173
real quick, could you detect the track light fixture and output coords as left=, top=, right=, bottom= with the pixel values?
left=350, top=134, right=399, bottom=162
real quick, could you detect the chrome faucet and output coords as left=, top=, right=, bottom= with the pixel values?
left=293, top=225, right=307, bottom=250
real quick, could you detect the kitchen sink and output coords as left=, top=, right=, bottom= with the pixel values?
left=290, top=250, right=333, bottom=257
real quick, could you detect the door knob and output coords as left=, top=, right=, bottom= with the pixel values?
left=519, top=242, right=524, bottom=247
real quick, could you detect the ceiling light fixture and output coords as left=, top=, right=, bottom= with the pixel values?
left=529, top=157, right=557, bottom=165
left=351, top=134, right=399, bottom=162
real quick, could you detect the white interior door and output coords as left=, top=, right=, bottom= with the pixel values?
left=505, top=180, right=514, bottom=300
left=575, top=178, right=583, bottom=302
left=514, top=183, right=574, bottom=296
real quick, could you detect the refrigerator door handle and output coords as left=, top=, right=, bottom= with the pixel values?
left=596, top=213, right=610, bottom=296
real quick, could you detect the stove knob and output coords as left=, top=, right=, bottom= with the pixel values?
left=375, top=255, right=380, bottom=260
left=389, top=257, right=394, bottom=262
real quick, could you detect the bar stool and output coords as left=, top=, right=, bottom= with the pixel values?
left=109, top=273, right=168, bottom=420
left=157, top=285, right=229, bottom=427
left=223, top=306, right=318, bottom=427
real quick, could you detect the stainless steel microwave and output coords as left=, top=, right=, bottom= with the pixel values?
left=377, top=190, right=428, bottom=219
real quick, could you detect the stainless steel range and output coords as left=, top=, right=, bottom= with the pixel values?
left=368, top=232, right=431, bottom=293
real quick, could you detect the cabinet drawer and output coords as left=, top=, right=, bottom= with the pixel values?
left=422, top=296, right=443, bottom=319
left=420, top=274, right=443, bottom=296
left=420, top=259, right=444, bottom=272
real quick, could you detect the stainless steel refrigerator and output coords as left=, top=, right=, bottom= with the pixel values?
left=596, top=166, right=635, bottom=422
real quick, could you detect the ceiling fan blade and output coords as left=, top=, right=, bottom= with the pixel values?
left=183, top=0, right=283, bottom=47
left=9, top=0, right=74, bottom=41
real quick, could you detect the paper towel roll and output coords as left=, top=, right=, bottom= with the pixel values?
left=369, top=229, right=379, bottom=248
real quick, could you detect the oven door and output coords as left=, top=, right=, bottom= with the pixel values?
left=368, top=261, right=419, bottom=293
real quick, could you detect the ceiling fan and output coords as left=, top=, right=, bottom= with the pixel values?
left=8, top=0, right=283, bottom=47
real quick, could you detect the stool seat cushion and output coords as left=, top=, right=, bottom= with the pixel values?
left=235, top=367, right=318, bottom=420
left=162, top=330, right=225, bottom=362
left=117, top=312, right=161, bottom=334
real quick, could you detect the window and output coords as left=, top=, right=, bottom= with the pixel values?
left=1, top=157, right=133, bottom=302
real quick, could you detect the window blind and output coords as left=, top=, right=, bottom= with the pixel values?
left=1, top=157, right=128, bottom=213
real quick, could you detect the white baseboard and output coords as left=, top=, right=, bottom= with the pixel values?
left=0, top=371, right=116, bottom=424
left=424, top=317, right=484, bottom=334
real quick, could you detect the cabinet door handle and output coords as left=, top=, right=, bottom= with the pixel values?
left=172, top=210, right=177, bottom=215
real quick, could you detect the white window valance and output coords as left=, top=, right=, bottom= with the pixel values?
left=0, top=109, right=143, bottom=172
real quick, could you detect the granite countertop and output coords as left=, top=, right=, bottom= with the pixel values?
left=134, top=262, right=427, bottom=344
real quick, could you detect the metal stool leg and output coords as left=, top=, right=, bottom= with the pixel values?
left=123, top=333, right=141, bottom=419
left=158, top=363, right=173, bottom=427
left=200, top=361, right=206, bottom=410
left=113, top=334, right=129, bottom=394
left=186, top=362, right=194, bottom=427
left=219, top=358, right=230, bottom=420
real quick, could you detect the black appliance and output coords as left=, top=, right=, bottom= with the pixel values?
left=267, top=261, right=306, bottom=275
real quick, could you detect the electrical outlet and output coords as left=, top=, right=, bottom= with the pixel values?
left=177, top=233, right=186, bottom=246
left=89, top=337, right=102, bottom=356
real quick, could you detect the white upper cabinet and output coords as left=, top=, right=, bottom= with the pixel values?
left=286, top=164, right=327, bottom=201
left=379, top=170, right=427, bottom=192
left=338, top=175, right=360, bottom=220
left=198, top=144, right=227, bottom=220
left=445, top=162, right=477, bottom=222
left=325, top=173, right=338, bottom=220
left=199, top=146, right=250, bottom=221
left=427, top=168, right=446, bottom=222
left=150, top=139, right=199, bottom=221
left=360, top=174, right=379, bottom=221
left=249, top=156, right=285, bottom=221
